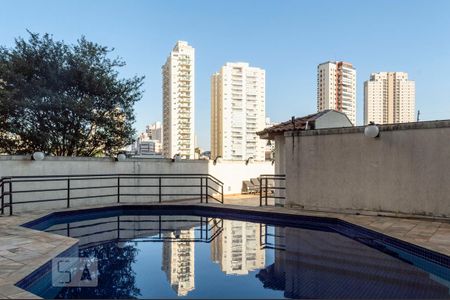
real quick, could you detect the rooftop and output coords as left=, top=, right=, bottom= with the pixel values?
left=257, top=109, right=351, bottom=139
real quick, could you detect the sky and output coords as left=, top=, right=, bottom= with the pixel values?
left=1, top=0, right=450, bottom=149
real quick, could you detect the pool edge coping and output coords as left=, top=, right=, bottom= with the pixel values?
left=2, top=202, right=450, bottom=299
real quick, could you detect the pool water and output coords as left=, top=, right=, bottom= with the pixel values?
left=20, top=209, right=450, bottom=299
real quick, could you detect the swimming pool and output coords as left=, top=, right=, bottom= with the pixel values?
left=18, top=205, right=450, bottom=299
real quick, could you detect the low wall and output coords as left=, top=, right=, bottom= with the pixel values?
left=0, top=156, right=274, bottom=212
left=281, top=120, right=450, bottom=218
left=209, top=160, right=275, bottom=194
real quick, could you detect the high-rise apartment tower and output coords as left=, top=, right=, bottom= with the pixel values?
left=162, top=41, right=195, bottom=159
left=211, top=62, right=266, bottom=161
left=317, top=61, right=356, bottom=125
left=364, top=72, right=415, bottom=124
left=162, top=229, right=195, bottom=296
left=211, top=220, right=265, bottom=275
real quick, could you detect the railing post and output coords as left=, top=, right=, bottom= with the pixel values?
left=259, top=224, right=263, bottom=247
left=259, top=177, right=262, bottom=206
left=205, top=177, right=209, bottom=203
left=200, top=177, right=203, bottom=203
left=117, top=177, right=120, bottom=203
left=265, top=177, right=268, bottom=206
left=221, top=184, right=224, bottom=204
left=117, top=216, right=120, bottom=240
left=159, top=177, right=162, bottom=203
left=9, top=180, right=13, bottom=216
left=200, top=217, right=203, bottom=239
left=67, top=178, right=71, bottom=208
left=206, top=217, right=209, bottom=240
left=1, top=180, right=4, bottom=215
left=158, top=216, right=162, bottom=239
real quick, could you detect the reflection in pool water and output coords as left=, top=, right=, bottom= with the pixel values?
left=23, top=214, right=450, bottom=299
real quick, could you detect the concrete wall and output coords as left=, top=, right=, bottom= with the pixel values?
left=273, top=135, right=286, bottom=206
left=0, top=156, right=274, bottom=212
left=280, top=120, right=450, bottom=218
left=209, top=160, right=274, bottom=194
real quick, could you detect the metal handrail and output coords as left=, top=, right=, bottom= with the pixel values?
left=0, top=178, right=4, bottom=215
left=259, top=224, right=286, bottom=250
left=259, top=174, right=286, bottom=206
left=46, top=216, right=225, bottom=250
left=0, top=173, right=224, bottom=215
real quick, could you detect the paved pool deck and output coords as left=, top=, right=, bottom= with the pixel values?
left=1, top=197, right=450, bottom=298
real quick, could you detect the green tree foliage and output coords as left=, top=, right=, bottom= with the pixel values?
left=0, top=32, right=144, bottom=156
left=56, top=242, right=141, bottom=299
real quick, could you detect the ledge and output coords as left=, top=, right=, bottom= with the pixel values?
left=283, top=119, right=450, bottom=137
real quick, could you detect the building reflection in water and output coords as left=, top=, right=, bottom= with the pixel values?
left=39, top=214, right=450, bottom=298
left=211, top=220, right=265, bottom=275
left=162, top=229, right=195, bottom=296
left=256, top=227, right=450, bottom=299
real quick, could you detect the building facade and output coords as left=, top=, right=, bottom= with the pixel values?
left=162, top=41, right=195, bottom=159
left=317, top=61, right=357, bottom=125
left=133, top=121, right=163, bottom=156
left=162, top=229, right=195, bottom=296
left=211, top=220, right=265, bottom=275
left=145, top=121, right=163, bottom=153
left=364, top=72, right=415, bottom=124
left=134, top=139, right=156, bottom=155
left=211, top=62, right=266, bottom=161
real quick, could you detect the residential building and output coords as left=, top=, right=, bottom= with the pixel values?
left=162, top=41, right=195, bottom=159
left=132, top=121, right=163, bottom=157
left=211, top=220, right=265, bottom=275
left=136, top=139, right=156, bottom=155
left=317, top=61, right=357, bottom=125
left=364, top=72, right=415, bottom=124
left=145, top=121, right=163, bottom=153
left=211, top=62, right=266, bottom=161
left=162, top=229, right=195, bottom=296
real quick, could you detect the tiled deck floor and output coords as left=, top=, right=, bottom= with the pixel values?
left=1, top=196, right=450, bottom=299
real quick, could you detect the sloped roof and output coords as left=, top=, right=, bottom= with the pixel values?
left=257, top=110, right=334, bottom=138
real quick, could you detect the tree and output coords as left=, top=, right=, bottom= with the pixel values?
left=0, top=32, right=144, bottom=156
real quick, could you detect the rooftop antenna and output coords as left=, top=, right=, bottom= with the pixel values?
left=291, top=116, right=295, bottom=130
left=417, top=110, right=421, bottom=122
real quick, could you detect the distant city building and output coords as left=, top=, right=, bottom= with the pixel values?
left=211, top=220, right=265, bottom=275
left=145, top=121, right=163, bottom=153
left=137, top=139, right=156, bottom=155
left=162, top=41, right=195, bottom=159
left=162, top=229, right=195, bottom=296
left=131, top=136, right=153, bottom=156
left=364, top=72, right=415, bottom=124
left=317, top=61, right=356, bottom=125
left=211, top=62, right=266, bottom=161
left=133, top=121, right=163, bottom=156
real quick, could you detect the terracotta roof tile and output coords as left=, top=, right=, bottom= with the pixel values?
left=257, top=110, right=333, bottom=137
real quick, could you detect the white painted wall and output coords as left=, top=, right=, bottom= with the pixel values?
left=209, top=160, right=274, bottom=194
left=0, top=156, right=274, bottom=212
